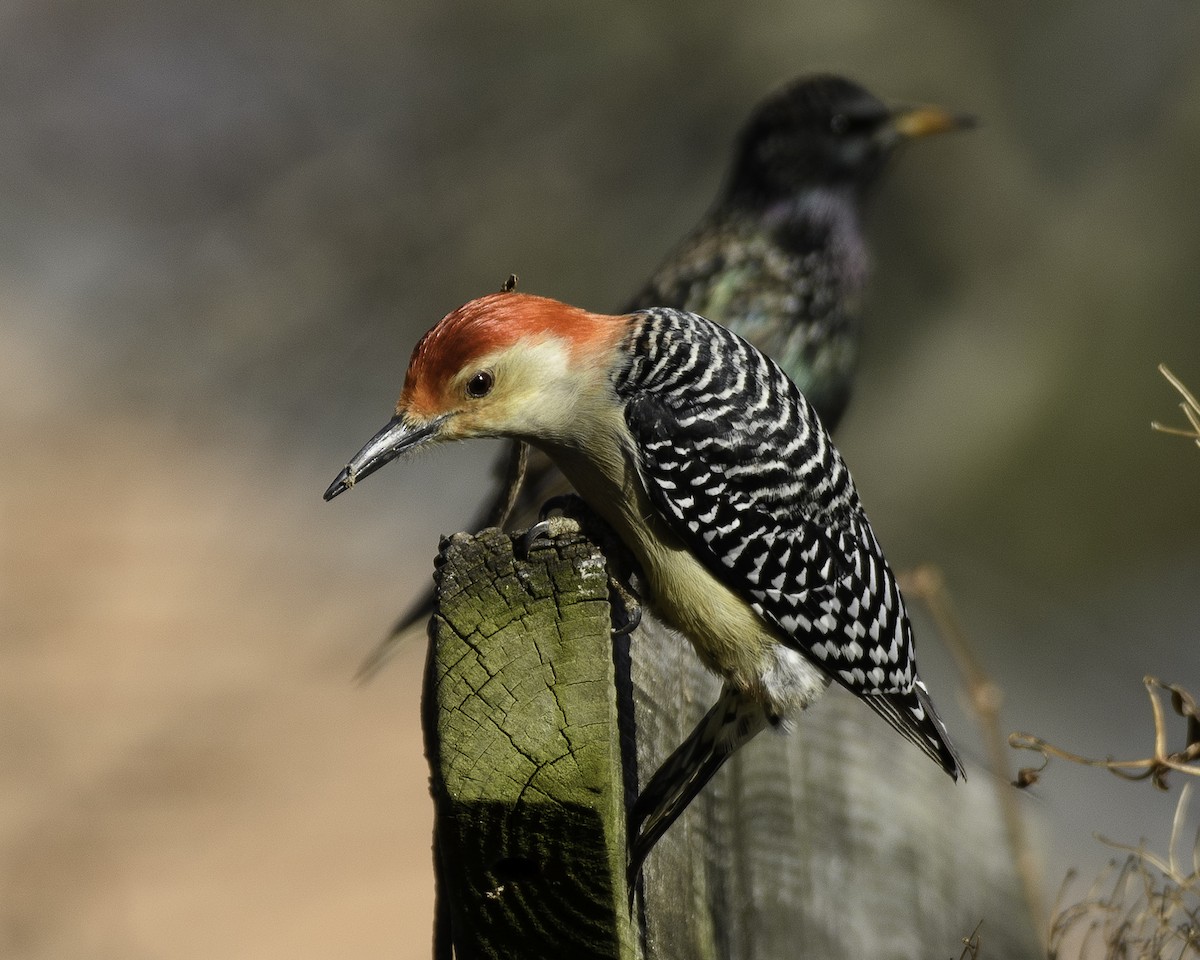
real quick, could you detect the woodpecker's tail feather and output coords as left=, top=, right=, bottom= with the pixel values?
left=859, top=680, right=964, bottom=780
left=627, top=685, right=769, bottom=895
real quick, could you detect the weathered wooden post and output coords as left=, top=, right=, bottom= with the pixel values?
left=423, top=528, right=637, bottom=959
left=424, top=526, right=1042, bottom=958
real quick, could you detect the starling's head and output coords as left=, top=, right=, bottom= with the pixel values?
left=726, top=74, right=973, bottom=205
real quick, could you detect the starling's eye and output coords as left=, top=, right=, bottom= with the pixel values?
left=829, top=113, right=850, bottom=135
left=466, top=370, right=494, bottom=399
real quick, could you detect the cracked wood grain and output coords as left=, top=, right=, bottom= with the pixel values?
left=424, top=527, right=637, bottom=960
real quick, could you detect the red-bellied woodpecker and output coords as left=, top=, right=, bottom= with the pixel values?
left=362, top=76, right=973, bottom=678
left=324, top=290, right=963, bottom=883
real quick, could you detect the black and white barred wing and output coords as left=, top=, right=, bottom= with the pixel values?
left=617, top=308, right=963, bottom=777
left=623, top=385, right=910, bottom=692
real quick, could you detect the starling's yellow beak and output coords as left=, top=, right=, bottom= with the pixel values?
left=323, top=414, right=446, bottom=501
left=890, top=103, right=977, bottom=141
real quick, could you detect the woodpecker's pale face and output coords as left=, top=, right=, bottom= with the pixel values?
left=323, top=292, right=623, bottom=500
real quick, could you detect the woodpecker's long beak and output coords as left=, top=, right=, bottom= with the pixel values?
left=323, top=414, right=445, bottom=501
left=889, top=103, right=977, bottom=141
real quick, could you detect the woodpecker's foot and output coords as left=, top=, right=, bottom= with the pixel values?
left=524, top=494, right=643, bottom=637
left=518, top=514, right=584, bottom=557
left=520, top=493, right=593, bottom=556
left=535, top=493, right=588, bottom=524
left=608, top=577, right=642, bottom=636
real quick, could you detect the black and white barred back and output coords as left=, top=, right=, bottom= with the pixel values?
left=612, top=307, right=963, bottom=778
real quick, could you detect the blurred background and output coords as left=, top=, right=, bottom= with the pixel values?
left=3, top=1, right=1199, bottom=956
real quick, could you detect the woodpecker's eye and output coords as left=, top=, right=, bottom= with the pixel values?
left=466, top=370, right=494, bottom=399
left=829, top=113, right=849, bottom=135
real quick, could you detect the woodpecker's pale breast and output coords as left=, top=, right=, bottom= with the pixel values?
left=539, top=410, right=826, bottom=710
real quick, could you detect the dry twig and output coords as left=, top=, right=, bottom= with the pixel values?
left=1010, top=677, right=1200, bottom=790
left=1151, top=364, right=1200, bottom=449
left=903, top=566, right=1048, bottom=938
left=1046, top=785, right=1200, bottom=959
left=956, top=919, right=984, bottom=959
left=1012, top=679, right=1200, bottom=958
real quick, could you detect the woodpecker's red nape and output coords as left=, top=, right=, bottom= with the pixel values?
left=399, top=292, right=623, bottom=418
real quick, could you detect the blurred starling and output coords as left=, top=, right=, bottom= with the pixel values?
left=357, top=74, right=972, bottom=678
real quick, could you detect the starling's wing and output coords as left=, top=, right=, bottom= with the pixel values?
left=618, top=308, right=962, bottom=776
left=623, top=217, right=860, bottom=433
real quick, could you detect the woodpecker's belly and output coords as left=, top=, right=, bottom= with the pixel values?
left=637, top=535, right=830, bottom=716
left=545, top=439, right=830, bottom=717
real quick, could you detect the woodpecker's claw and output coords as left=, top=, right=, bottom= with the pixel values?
left=522, top=494, right=643, bottom=638
left=536, top=493, right=588, bottom=523
left=519, top=515, right=583, bottom=557
left=608, top=577, right=642, bottom=636
left=520, top=494, right=590, bottom=555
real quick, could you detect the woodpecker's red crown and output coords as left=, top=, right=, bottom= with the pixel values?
left=399, top=292, right=621, bottom=419
left=322, top=290, right=627, bottom=502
